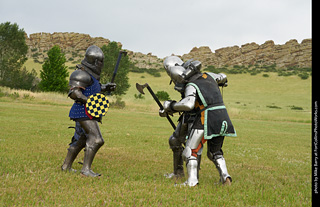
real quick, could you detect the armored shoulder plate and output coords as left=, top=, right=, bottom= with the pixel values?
left=206, top=72, right=228, bottom=87
left=69, top=69, right=92, bottom=89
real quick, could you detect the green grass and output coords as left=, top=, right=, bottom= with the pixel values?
left=0, top=71, right=311, bottom=206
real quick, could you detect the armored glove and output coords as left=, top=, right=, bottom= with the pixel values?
left=159, top=100, right=176, bottom=117
left=101, top=82, right=116, bottom=92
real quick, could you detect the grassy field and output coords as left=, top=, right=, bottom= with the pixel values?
left=0, top=71, right=312, bottom=206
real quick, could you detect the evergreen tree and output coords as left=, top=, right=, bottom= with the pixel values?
left=100, top=42, right=131, bottom=96
left=39, top=45, right=69, bottom=92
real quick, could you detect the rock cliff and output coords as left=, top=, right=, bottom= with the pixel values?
left=26, top=32, right=113, bottom=52
left=25, top=32, right=117, bottom=60
left=25, top=32, right=162, bottom=68
left=182, top=39, right=312, bottom=68
left=25, top=32, right=311, bottom=69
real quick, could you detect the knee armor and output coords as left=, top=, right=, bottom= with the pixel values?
left=169, top=135, right=183, bottom=151
left=182, top=146, right=192, bottom=162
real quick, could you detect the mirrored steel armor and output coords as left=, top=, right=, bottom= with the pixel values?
left=161, top=56, right=235, bottom=186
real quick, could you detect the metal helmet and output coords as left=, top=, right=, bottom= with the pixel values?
left=81, top=45, right=104, bottom=79
left=163, top=56, right=186, bottom=84
left=163, top=56, right=184, bottom=70
left=163, top=56, right=203, bottom=85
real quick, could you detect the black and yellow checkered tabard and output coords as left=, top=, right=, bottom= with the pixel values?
left=85, top=93, right=110, bottom=118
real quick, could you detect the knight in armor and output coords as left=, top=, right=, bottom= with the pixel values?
left=61, top=45, right=116, bottom=177
left=160, top=56, right=236, bottom=186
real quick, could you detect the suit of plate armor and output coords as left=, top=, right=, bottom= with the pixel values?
left=161, top=56, right=236, bottom=186
left=61, top=45, right=115, bottom=177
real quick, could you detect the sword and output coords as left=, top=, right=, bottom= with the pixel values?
left=111, top=50, right=128, bottom=83
left=106, top=50, right=127, bottom=95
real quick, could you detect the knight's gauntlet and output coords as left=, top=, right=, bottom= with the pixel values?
left=101, top=82, right=116, bottom=92
left=158, top=100, right=177, bottom=117
left=163, top=100, right=177, bottom=113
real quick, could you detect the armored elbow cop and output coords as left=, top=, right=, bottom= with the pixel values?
left=68, top=88, right=88, bottom=104
left=215, top=73, right=228, bottom=87
left=68, top=69, right=93, bottom=104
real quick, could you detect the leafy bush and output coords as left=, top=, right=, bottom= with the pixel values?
left=148, top=69, right=161, bottom=77
left=134, top=93, right=145, bottom=99
left=204, top=65, right=229, bottom=74
left=203, top=64, right=312, bottom=80
left=110, top=96, right=126, bottom=109
left=9, top=92, right=20, bottom=99
left=289, top=105, right=304, bottom=110
left=298, top=73, right=309, bottom=80
left=130, top=67, right=161, bottom=77
left=266, top=105, right=281, bottom=109
left=155, top=91, right=170, bottom=101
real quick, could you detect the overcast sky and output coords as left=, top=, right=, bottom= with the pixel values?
left=1, top=0, right=312, bottom=58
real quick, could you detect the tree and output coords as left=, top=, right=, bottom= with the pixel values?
left=7, top=67, right=38, bottom=90
left=100, top=42, right=131, bottom=96
left=0, top=22, right=37, bottom=90
left=39, top=45, right=69, bottom=92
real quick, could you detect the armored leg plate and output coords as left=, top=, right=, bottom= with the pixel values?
left=186, top=157, right=198, bottom=187
left=213, top=155, right=232, bottom=184
left=81, top=146, right=102, bottom=177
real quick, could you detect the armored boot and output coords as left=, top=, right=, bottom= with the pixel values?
left=62, top=123, right=87, bottom=172
left=61, top=133, right=86, bottom=172
left=165, top=149, right=184, bottom=179
left=81, top=145, right=102, bottom=177
left=167, top=133, right=185, bottom=179
left=173, top=147, right=185, bottom=177
left=61, top=145, right=82, bottom=172
left=78, top=119, right=104, bottom=177
left=212, top=155, right=232, bottom=185
left=186, top=156, right=198, bottom=186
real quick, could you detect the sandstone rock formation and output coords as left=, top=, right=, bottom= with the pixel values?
left=25, top=32, right=311, bottom=69
left=182, top=39, right=312, bottom=68
left=25, top=32, right=163, bottom=68
left=25, top=32, right=115, bottom=54
left=127, top=51, right=163, bottom=69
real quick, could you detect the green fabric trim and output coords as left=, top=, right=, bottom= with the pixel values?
left=187, top=81, right=237, bottom=139
left=220, top=121, right=228, bottom=135
left=204, top=106, right=237, bottom=139
left=186, top=82, right=207, bottom=107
